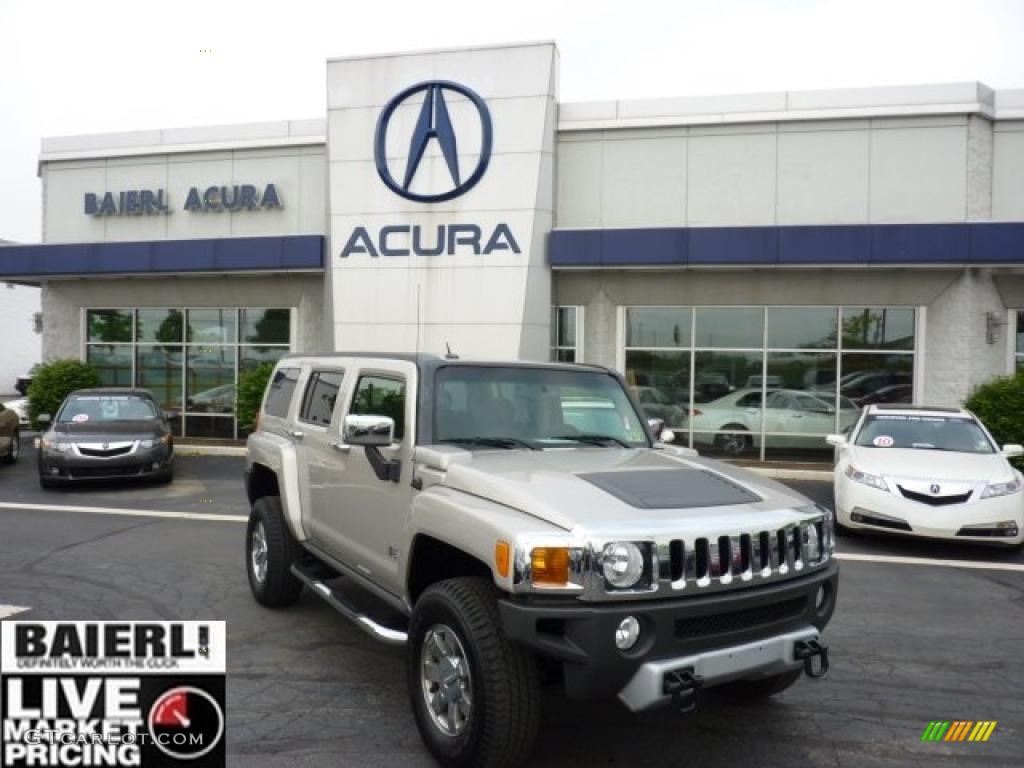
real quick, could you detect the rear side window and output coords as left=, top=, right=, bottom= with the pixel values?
left=299, top=371, right=344, bottom=426
left=264, top=367, right=300, bottom=418
left=350, top=375, right=406, bottom=440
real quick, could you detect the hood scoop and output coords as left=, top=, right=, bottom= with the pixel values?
left=579, top=468, right=761, bottom=510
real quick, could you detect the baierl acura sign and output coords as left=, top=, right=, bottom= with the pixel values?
left=340, top=80, right=520, bottom=258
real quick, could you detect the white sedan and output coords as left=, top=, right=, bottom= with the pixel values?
left=828, top=405, right=1024, bottom=546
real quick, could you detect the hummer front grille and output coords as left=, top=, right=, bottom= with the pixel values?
left=655, top=521, right=829, bottom=595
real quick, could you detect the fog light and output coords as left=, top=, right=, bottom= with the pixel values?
left=152, top=462, right=161, bottom=470
left=49, top=467, right=60, bottom=475
left=815, top=585, right=827, bottom=611
left=615, top=616, right=640, bottom=650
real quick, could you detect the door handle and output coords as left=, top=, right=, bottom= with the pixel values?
left=329, top=441, right=351, bottom=453
left=288, top=430, right=305, bottom=439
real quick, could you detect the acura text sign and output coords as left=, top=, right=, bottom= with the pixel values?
left=84, top=184, right=282, bottom=216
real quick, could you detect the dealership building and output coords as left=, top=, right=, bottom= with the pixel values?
left=3, top=41, right=1024, bottom=460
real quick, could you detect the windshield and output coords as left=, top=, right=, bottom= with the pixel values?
left=58, top=395, right=158, bottom=424
left=855, top=414, right=994, bottom=454
left=434, top=366, right=649, bottom=449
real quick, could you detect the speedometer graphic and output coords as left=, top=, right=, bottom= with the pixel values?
left=148, top=685, right=224, bottom=760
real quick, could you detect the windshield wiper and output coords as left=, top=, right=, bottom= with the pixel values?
left=552, top=434, right=632, bottom=448
left=441, top=437, right=541, bottom=451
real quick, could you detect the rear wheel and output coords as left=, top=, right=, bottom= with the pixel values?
left=2, top=429, right=19, bottom=465
left=722, top=668, right=803, bottom=702
left=714, top=425, right=752, bottom=456
left=246, top=496, right=303, bottom=607
left=408, top=577, right=540, bottom=768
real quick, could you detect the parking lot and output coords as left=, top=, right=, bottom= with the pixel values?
left=1, top=439, right=1021, bottom=767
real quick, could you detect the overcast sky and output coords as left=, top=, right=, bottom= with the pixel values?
left=1, top=0, right=1022, bottom=244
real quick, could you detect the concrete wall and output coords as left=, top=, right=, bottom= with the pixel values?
left=553, top=268, right=1011, bottom=406
left=41, top=124, right=327, bottom=244
left=326, top=42, right=558, bottom=360
left=40, top=275, right=324, bottom=361
left=556, top=115, right=979, bottom=228
left=0, top=283, right=41, bottom=393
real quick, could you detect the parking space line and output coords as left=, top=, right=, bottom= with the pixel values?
left=0, top=501, right=247, bottom=523
left=1, top=502, right=1021, bottom=574
left=836, top=552, right=1024, bottom=573
left=0, top=605, right=31, bottom=619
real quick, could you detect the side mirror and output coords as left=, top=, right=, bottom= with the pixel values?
left=647, top=418, right=666, bottom=438
left=1002, top=443, right=1023, bottom=458
left=37, top=413, right=51, bottom=425
left=344, top=414, right=395, bottom=447
left=825, top=434, right=846, bottom=447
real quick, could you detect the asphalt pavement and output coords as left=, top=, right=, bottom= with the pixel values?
left=0, top=438, right=1021, bottom=766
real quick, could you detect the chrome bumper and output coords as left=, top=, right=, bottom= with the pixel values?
left=617, top=626, right=820, bottom=712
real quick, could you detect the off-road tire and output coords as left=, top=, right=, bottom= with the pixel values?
left=3, top=429, right=19, bottom=465
left=246, top=495, right=303, bottom=607
left=408, top=577, right=540, bottom=768
left=722, top=668, right=803, bottom=701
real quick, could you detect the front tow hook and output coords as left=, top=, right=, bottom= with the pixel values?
left=663, top=668, right=704, bottom=713
left=794, top=638, right=830, bottom=678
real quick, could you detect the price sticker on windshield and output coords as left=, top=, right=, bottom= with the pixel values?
left=71, top=413, right=89, bottom=423
left=873, top=435, right=894, bottom=448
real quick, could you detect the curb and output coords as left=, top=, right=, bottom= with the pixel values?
left=174, top=444, right=247, bottom=457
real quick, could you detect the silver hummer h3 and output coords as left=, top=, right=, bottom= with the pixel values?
left=245, top=354, right=837, bottom=768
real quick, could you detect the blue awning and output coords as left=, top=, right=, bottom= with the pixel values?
left=549, top=223, right=1024, bottom=268
left=0, top=235, right=325, bottom=280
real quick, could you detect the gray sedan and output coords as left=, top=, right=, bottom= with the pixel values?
left=37, top=388, right=174, bottom=488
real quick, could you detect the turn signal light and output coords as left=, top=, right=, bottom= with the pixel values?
left=494, top=540, right=510, bottom=578
left=530, top=547, right=570, bottom=586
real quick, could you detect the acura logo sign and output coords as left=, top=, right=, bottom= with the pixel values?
left=374, top=80, right=493, bottom=203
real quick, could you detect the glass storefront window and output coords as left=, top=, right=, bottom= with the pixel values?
left=551, top=306, right=580, bottom=362
left=187, top=309, right=237, bottom=345
left=694, top=307, right=763, bottom=349
left=839, top=353, right=914, bottom=406
left=184, top=416, right=235, bottom=439
left=136, top=309, right=183, bottom=344
left=240, top=345, right=289, bottom=372
left=241, top=308, right=290, bottom=344
left=623, top=304, right=917, bottom=461
left=624, top=350, right=689, bottom=430
left=186, top=347, right=235, bottom=415
left=87, top=345, right=132, bottom=387
left=136, top=345, right=183, bottom=411
left=626, top=307, right=691, bottom=348
left=766, top=308, right=838, bottom=350
left=87, top=310, right=133, bottom=343
left=841, top=308, right=915, bottom=350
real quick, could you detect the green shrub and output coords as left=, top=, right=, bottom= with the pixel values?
left=27, top=359, right=102, bottom=429
left=964, top=372, right=1024, bottom=460
left=237, top=363, right=276, bottom=433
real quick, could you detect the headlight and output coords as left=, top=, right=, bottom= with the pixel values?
left=41, top=436, right=71, bottom=453
left=845, top=464, right=888, bottom=492
left=981, top=479, right=1021, bottom=499
left=139, top=439, right=155, bottom=449
left=600, top=542, right=645, bottom=589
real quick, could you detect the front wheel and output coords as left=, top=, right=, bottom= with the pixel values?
left=246, top=496, right=303, bottom=607
left=408, top=578, right=540, bottom=768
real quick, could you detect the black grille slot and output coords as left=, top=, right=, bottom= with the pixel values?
left=898, top=486, right=972, bottom=506
left=669, top=540, right=684, bottom=582
left=695, top=538, right=709, bottom=580
left=739, top=533, right=751, bottom=572
left=758, top=532, right=771, bottom=570
left=776, top=529, right=787, bottom=566
left=674, top=596, right=807, bottom=639
left=70, top=465, right=144, bottom=479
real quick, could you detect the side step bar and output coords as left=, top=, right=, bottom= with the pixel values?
left=291, top=563, right=408, bottom=646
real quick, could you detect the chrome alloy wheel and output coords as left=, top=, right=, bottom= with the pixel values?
left=420, top=624, right=473, bottom=737
left=10, top=433, right=18, bottom=460
left=250, top=522, right=268, bottom=584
